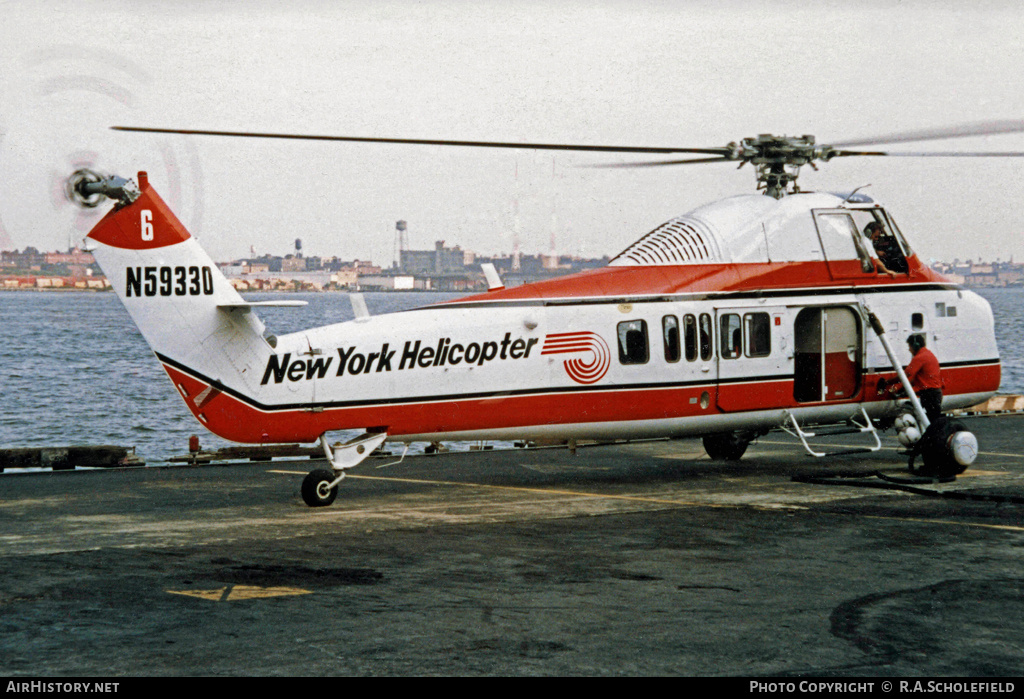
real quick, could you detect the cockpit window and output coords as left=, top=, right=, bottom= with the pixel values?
left=815, top=208, right=911, bottom=276
left=849, top=210, right=909, bottom=275
left=814, top=213, right=866, bottom=267
left=883, top=213, right=913, bottom=257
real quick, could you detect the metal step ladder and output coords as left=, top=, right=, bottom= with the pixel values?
left=781, top=406, right=883, bottom=457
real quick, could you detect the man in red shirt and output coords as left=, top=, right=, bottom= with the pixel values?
left=905, top=333, right=943, bottom=425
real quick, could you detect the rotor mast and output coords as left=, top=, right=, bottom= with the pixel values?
left=733, top=134, right=830, bottom=199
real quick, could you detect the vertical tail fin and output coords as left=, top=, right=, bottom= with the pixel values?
left=86, top=172, right=272, bottom=413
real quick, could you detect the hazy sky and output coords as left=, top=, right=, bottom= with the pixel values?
left=3, top=0, right=1024, bottom=266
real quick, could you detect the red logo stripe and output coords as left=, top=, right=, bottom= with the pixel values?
left=541, top=332, right=610, bottom=384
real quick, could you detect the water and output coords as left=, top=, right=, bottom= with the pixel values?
left=974, top=288, right=1024, bottom=395
left=1, top=288, right=1022, bottom=465
left=0, top=291, right=462, bottom=464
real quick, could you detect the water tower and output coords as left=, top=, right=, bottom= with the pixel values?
left=395, top=220, right=408, bottom=269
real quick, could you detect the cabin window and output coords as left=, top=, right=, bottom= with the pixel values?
left=911, top=312, right=923, bottom=330
left=683, top=314, right=698, bottom=362
left=618, top=320, right=649, bottom=365
left=744, top=313, right=771, bottom=357
left=699, top=313, right=713, bottom=361
left=720, top=314, right=742, bottom=359
left=663, top=315, right=680, bottom=363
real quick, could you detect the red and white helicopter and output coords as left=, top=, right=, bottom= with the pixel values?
left=71, top=123, right=1018, bottom=506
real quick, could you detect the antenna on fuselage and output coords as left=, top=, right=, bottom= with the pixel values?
left=840, top=185, right=872, bottom=207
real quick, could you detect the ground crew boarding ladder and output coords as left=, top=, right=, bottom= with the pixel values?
left=781, top=406, right=882, bottom=457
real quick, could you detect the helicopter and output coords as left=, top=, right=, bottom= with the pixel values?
left=70, top=121, right=1020, bottom=506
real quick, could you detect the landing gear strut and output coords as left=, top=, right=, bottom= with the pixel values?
left=862, top=305, right=979, bottom=477
left=300, top=431, right=389, bottom=507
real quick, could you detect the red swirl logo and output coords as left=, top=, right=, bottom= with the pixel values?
left=541, top=332, right=610, bottom=384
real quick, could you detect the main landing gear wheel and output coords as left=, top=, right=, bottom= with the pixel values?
left=918, top=418, right=976, bottom=478
left=301, top=469, right=339, bottom=507
left=703, top=432, right=750, bottom=461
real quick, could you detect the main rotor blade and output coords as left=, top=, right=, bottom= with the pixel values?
left=833, top=149, right=1024, bottom=157
left=832, top=120, right=1024, bottom=148
left=110, top=126, right=731, bottom=156
left=587, top=156, right=734, bottom=168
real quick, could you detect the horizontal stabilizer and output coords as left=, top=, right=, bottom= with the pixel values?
left=217, top=300, right=309, bottom=311
left=481, top=263, right=504, bottom=291
left=350, top=293, right=370, bottom=321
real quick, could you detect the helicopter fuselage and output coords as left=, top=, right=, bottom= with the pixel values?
left=88, top=185, right=997, bottom=446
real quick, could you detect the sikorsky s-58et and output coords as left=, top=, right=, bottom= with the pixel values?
left=71, top=123, right=1017, bottom=505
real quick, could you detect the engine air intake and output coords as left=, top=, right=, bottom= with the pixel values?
left=611, top=216, right=719, bottom=266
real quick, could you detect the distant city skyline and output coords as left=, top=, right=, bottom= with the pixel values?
left=4, top=2, right=1024, bottom=266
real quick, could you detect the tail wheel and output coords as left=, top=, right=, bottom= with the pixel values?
left=703, top=432, right=750, bottom=461
left=301, top=469, right=339, bottom=507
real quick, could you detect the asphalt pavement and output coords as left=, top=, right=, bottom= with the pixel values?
left=1, top=415, right=1022, bottom=676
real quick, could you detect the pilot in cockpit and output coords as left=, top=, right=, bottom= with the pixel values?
left=864, top=221, right=907, bottom=277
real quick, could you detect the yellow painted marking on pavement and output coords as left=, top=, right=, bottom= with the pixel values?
left=227, top=586, right=312, bottom=600
left=167, top=585, right=312, bottom=601
left=266, top=470, right=1024, bottom=534
left=344, top=474, right=720, bottom=508
left=757, top=439, right=1024, bottom=460
left=268, top=469, right=1016, bottom=514
left=167, top=587, right=228, bottom=601
left=270, top=468, right=721, bottom=508
left=864, top=515, right=1024, bottom=533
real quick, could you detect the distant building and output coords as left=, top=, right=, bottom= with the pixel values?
left=45, top=249, right=95, bottom=266
left=332, top=268, right=359, bottom=288
left=2, top=247, right=100, bottom=279
left=280, top=255, right=306, bottom=273
left=400, top=241, right=466, bottom=275
left=211, top=237, right=607, bottom=293
left=358, top=274, right=426, bottom=291
left=998, top=266, right=1024, bottom=286
left=2, top=247, right=46, bottom=269
left=931, top=259, right=1024, bottom=287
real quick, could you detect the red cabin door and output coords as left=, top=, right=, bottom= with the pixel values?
left=793, top=306, right=862, bottom=403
